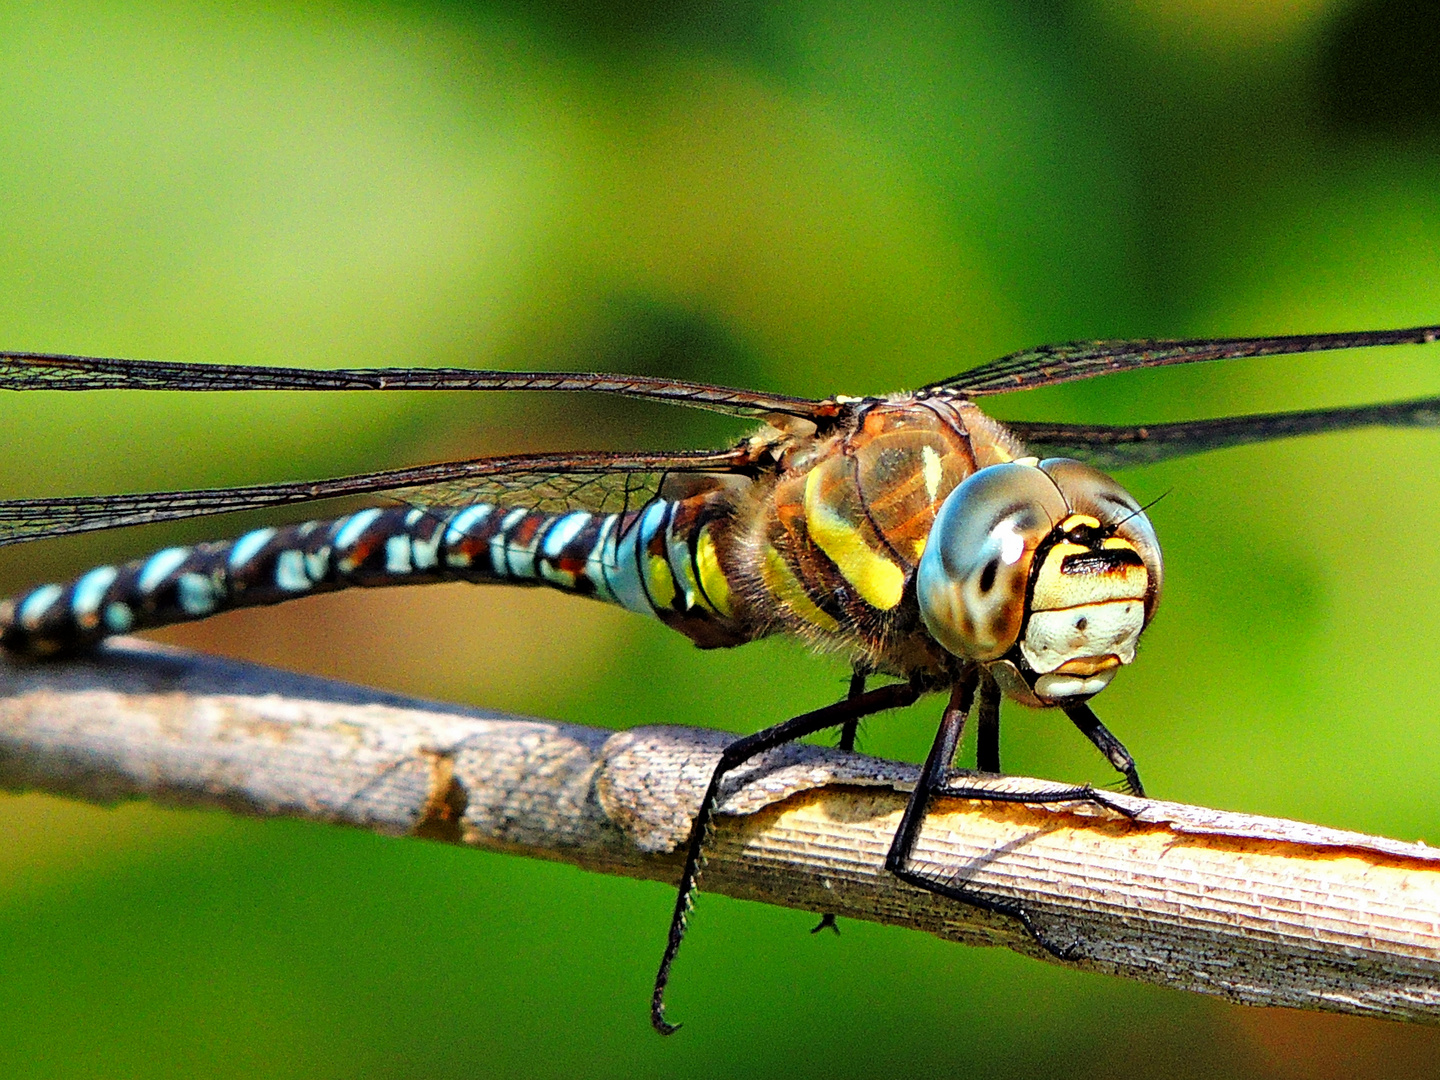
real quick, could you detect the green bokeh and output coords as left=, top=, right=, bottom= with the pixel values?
left=2, top=0, right=1440, bottom=1076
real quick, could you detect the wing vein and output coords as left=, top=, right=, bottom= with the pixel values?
left=0, top=353, right=825, bottom=419
left=934, top=325, right=1440, bottom=396
left=1006, top=395, right=1440, bottom=468
left=0, top=448, right=756, bottom=546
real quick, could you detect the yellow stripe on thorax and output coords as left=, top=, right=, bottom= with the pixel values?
left=803, top=467, right=906, bottom=610
left=761, top=543, right=839, bottom=632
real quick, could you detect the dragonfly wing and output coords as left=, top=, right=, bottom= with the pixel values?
left=0, top=448, right=756, bottom=546
left=0, top=352, right=828, bottom=420
left=1006, top=396, right=1440, bottom=470
left=932, top=325, right=1440, bottom=396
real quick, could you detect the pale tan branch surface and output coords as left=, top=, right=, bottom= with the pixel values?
left=1, top=640, right=1437, bottom=1023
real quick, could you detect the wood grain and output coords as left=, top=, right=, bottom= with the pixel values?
left=0, top=639, right=1436, bottom=1023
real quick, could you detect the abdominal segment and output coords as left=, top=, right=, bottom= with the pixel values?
left=0, top=494, right=753, bottom=658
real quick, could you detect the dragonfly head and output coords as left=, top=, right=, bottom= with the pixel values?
left=916, top=458, right=1162, bottom=708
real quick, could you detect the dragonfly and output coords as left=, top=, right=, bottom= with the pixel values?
left=1, top=324, right=1438, bottom=1032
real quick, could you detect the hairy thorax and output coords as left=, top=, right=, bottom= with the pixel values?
left=710, top=395, right=1028, bottom=679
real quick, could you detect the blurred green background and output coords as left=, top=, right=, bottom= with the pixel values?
left=2, top=0, right=1440, bottom=1076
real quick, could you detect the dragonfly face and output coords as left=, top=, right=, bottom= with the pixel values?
left=916, top=457, right=1161, bottom=708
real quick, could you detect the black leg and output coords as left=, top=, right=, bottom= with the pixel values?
left=976, top=669, right=1001, bottom=774
left=884, top=675, right=976, bottom=880
left=918, top=768, right=1141, bottom=953
left=898, top=777, right=1134, bottom=961
left=1063, top=703, right=1144, bottom=796
left=885, top=674, right=1136, bottom=961
left=837, top=667, right=867, bottom=752
left=810, top=667, right=869, bottom=935
left=651, top=678, right=922, bottom=1034
left=930, top=776, right=1136, bottom=817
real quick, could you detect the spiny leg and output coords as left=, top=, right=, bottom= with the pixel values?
left=884, top=674, right=1097, bottom=960
left=888, top=687, right=1142, bottom=959
left=884, top=680, right=1066, bottom=953
left=921, top=771, right=1140, bottom=955
left=651, top=678, right=921, bottom=1035
left=944, top=701, right=1141, bottom=806
left=931, top=777, right=1136, bottom=818
left=976, top=669, right=1001, bottom=774
left=1063, top=702, right=1144, bottom=796
left=811, top=666, right=870, bottom=936
left=883, top=674, right=976, bottom=883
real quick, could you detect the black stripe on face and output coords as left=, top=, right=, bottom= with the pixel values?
left=1060, top=548, right=1144, bottom=575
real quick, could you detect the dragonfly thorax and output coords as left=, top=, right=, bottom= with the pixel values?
left=915, top=457, right=1162, bottom=708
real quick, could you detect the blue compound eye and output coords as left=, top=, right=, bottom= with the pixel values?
left=916, top=462, right=1067, bottom=662
left=918, top=456, right=1163, bottom=709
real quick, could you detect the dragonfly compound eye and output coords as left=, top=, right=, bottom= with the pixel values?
left=916, top=461, right=1067, bottom=662
left=917, top=458, right=1163, bottom=707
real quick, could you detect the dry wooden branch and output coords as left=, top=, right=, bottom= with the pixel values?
left=0, top=639, right=1436, bottom=1023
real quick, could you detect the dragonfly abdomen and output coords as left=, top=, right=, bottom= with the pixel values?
left=0, top=495, right=752, bottom=658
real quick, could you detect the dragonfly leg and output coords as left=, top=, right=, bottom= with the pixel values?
left=1062, top=702, right=1145, bottom=796
left=887, top=681, right=1143, bottom=961
left=837, top=666, right=868, bottom=752
left=651, top=677, right=922, bottom=1035
left=809, top=667, right=870, bottom=936
left=920, top=775, right=1141, bottom=958
left=883, top=674, right=975, bottom=883
left=976, top=669, right=1001, bottom=774
left=885, top=674, right=1099, bottom=961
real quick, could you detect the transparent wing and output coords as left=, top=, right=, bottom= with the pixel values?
left=931, top=325, right=1440, bottom=397
left=0, top=351, right=829, bottom=420
left=0, top=448, right=756, bottom=546
left=1006, top=395, right=1440, bottom=470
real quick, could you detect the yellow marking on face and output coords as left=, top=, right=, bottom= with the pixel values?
left=645, top=552, right=677, bottom=609
left=693, top=526, right=733, bottom=617
left=803, top=468, right=906, bottom=611
left=762, top=543, right=840, bottom=632
left=1057, top=655, right=1120, bottom=677
left=1061, top=513, right=1101, bottom=530
left=1031, top=539, right=1147, bottom=610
